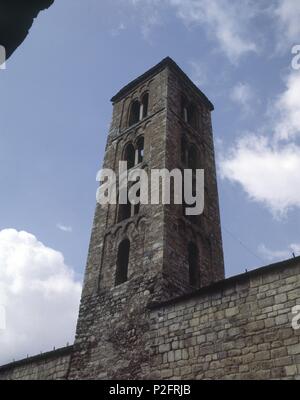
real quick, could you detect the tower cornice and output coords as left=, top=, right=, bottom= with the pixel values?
left=111, top=57, right=214, bottom=111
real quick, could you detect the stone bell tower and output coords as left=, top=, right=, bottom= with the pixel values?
left=68, top=57, right=224, bottom=379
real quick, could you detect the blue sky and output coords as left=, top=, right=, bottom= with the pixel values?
left=1, top=0, right=300, bottom=362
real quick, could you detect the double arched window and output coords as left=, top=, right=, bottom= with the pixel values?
left=118, top=137, right=144, bottom=223
left=123, top=136, right=145, bottom=168
left=115, top=239, right=130, bottom=286
left=123, top=143, right=135, bottom=169
left=117, top=191, right=132, bottom=223
left=117, top=182, right=141, bottom=223
left=128, top=93, right=149, bottom=127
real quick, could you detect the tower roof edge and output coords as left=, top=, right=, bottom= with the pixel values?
left=110, top=57, right=214, bottom=111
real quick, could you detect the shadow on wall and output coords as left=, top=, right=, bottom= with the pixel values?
left=0, top=0, right=54, bottom=60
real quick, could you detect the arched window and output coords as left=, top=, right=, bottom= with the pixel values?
left=117, top=179, right=141, bottom=222
left=136, top=136, right=144, bottom=164
left=181, top=136, right=187, bottom=164
left=181, top=95, right=199, bottom=129
left=181, top=95, right=188, bottom=122
left=129, top=100, right=140, bottom=127
left=115, top=239, right=130, bottom=286
left=141, top=93, right=149, bottom=119
left=186, top=146, right=198, bottom=225
left=118, top=189, right=131, bottom=222
left=124, top=143, right=135, bottom=169
left=118, top=202, right=131, bottom=222
left=188, top=242, right=199, bottom=287
left=128, top=94, right=150, bottom=127
left=188, top=145, right=198, bottom=171
left=187, top=103, right=198, bottom=129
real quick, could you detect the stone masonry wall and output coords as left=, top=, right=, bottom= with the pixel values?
left=0, top=346, right=72, bottom=380
left=1, top=259, right=300, bottom=380
left=163, top=65, right=224, bottom=293
left=148, top=258, right=300, bottom=380
left=67, top=66, right=171, bottom=379
left=80, top=66, right=168, bottom=300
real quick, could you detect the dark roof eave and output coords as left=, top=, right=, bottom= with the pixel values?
left=110, top=57, right=214, bottom=111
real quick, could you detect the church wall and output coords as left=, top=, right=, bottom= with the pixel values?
left=0, top=346, right=72, bottom=380
left=148, top=258, right=300, bottom=380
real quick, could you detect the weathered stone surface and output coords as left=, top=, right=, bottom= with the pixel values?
left=0, top=346, right=72, bottom=380
left=147, top=259, right=300, bottom=380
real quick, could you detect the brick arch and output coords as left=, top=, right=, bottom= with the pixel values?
left=114, top=137, right=125, bottom=170
left=137, top=216, right=148, bottom=232
left=122, top=221, right=136, bottom=240
left=138, top=84, right=148, bottom=96
left=112, top=225, right=123, bottom=245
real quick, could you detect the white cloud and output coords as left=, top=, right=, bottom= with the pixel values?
left=230, top=82, right=255, bottom=114
left=259, top=242, right=300, bottom=262
left=118, top=1, right=299, bottom=61
left=170, top=0, right=258, bottom=62
left=127, top=0, right=259, bottom=62
left=274, top=72, right=300, bottom=141
left=274, top=0, right=300, bottom=48
left=57, top=223, right=73, bottom=233
left=220, top=70, right=300, bottom=216
left=220, top=135, right=300, bottom=215
left=0, top=229, right=82, bottom=365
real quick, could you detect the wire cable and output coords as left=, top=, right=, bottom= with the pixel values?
left=223, top=225, right=265, bottom=264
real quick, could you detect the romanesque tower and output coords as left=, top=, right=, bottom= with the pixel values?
left=68, top=57, right=225, bottom=379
